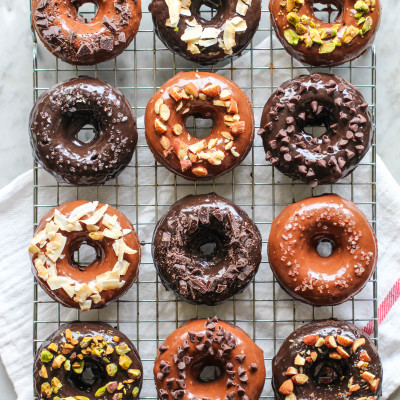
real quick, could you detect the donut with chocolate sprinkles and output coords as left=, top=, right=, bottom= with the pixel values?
left=154, top=317, right=266, bottom=400
left=259, top=73, right=373, bottom=186
left=268, top=194, right=377, bottom=306
left=272, top=320, right=382, bottom=400
left=34, top=321, right=143, bottom=400
left=31, top=0, right=142, bottom=65
left=29, top=77, right=138, bottom=186
left=152, top=193, right=262, bottom=305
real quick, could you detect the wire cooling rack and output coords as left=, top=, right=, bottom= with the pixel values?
left=31, top=1, right=377, bottom=399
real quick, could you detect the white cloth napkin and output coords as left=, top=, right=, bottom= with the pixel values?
left=1, top=36, right=400, bottom=400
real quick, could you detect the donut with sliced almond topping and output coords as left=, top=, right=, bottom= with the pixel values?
left=272, top=320, right=382, bottom=400
left=145, top=71, right=255, bottom=180
left=29, top=200, right=141, bottom=310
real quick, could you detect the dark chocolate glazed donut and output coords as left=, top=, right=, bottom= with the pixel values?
left=152, top=193, right=262, bottom=305
left=149, top=0, right=261, bottom=64
left=29, top=77, right=137, bottom=186
left=259, top=73, right=373, bottom=186
left=269, top=0, right=382, bottom=67
left=154, top=317, right=266, bottom=400
left=34, top=322, right=143, bottom=400
left=268, top=194, right=377, bottom=306
left=272, top=320, right=382, bottom=400
left=32, top=0, right=142, bottom=65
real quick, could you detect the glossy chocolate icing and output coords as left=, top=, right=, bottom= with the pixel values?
left=149, top=0, right=261, bottom=64
left=145, top=71, right=254, bottom=181
left=272, top=320, right=382, bottom=400
left=32, top=0, right=142, bottom=65
left=154, top=317, right=266, bottom=400
left=269, top=0, right=381, bottom=67
left=152, top=193, right=262, bottom=305
left=259, top=73, right=373, bottom=186
left=30, top=200, right=141, bottom=309
left=30, top=77, right=137, bottom=186
left=268, top=194, right=377, bottom=306
left=34, top=321, right=143, bottom=400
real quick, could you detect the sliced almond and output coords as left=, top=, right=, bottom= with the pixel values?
left=285, top=367, right=298, bottom=376
left=337, top=346, right=350, bottom=359
left=310, top=351, right=318, bottom=362
left=302, top=334, right=319, bottom=346
left=191, top=166, right=208, bottom=176
left=352, top=338, right=366, bottom=352
left=360, top=371, right=375, bottom=383
left=294, top=354, right=305, bottom=366
left=188, top=140, right=207, bottom=154
left=279, top=379, right=294, bottom=395
left=173, top=124, right=183, bottom=136
left=349, top=384, right=360, bottom=392
left=329, top=352, right=341, bottom=360
left=292, top=374, right=308, bottom=385
left=199, top=93, right=206, bottom=100
left=154, top=98, right=163, bottom=114
left=208, top=138, right=218, bottom=149
left=230, top=121, right=245, bottom=135
left=315, top=337, right=325, bottom=347
left=168, top=87, right=183, bottom=102
left=180, top=159, right=192, bottom=172
left=213, top=99, right=229, bottom=107
left=220, top=89, right=232, bottom=100
left=231, top=147, right=240, bottom=157
left=221, top=131, right=234, bottom=140
left=184, top=82, right=199, bottom=97
left=173, top=139, right=188, bottom=160
left=201, top=83, right=221, bottom=97
left=337, top=335, right=353, bottom=347
left=228, top=98, right=238, bottom=114
left=159, top=104, right=170, bottom=122
left=155, top=118, right=167, bottom=134
left=359, top=350, right=371, bottom=362
left=160, top=136, right=171, bottom=150
left=325, top=336, right=337, bottom=348
left=370, top=378, right=380, bottom=392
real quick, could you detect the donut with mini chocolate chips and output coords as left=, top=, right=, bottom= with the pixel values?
left=145, top=71, right=254, bottom=180
left=152, top=193, right=262, bottom=305
left=148, top=0, right=261, bottom=65
left=29, top=77, right=137, bottom=186
left=154, top=317, right=266, bottom=400
left=269, top=0, right=381, bottom=67
left=32, top=0, right=142, bottom=65
left=34, top=321, right=143, bottom=400
left=268, top=194, right=377, bottom=306
left=259, top=73, right=373, bottom=186
left=29, top=200, right=141, bottom=311
left=272, top=320, right=382, bottom=400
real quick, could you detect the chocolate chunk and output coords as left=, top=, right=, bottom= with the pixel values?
left=172, top=389, right=184, bottom=399
left=188, top=332, right=196, bottom=342
left=102, top=16, right=118, bottom=32
left=37, top=0, right=49, bottom=9
left=118, top=32, right=126, bottom=43
left=77, top=43, right=93, bottom=57
left=162, top=365, right=171, bottom=375
left=160, top=389, right=169, bottom=399
left=250, top=363, right=258, bottom=372
left=235, top=355, right=246, bottom=363
left=100, top=36, right=114, bottom=52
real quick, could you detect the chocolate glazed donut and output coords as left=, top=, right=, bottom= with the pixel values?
left=149, top=0, right=261, bottom=64
left=259, top=73, right=373, bottom=186
left=34, top=322, right=143, bottom=400
left=30, top=77, right=137, bottom=186
left=154, top=317, right=266, bottom=400
left=269, top=0, right=381, bottom=67
left=145, top=71, right=254, bottom=181
left=29, top=200, right=141, bottom=310
left=32, top=0, right=142, bottom=65
left=268, top=194, right=377, bottom=306
left=152, top=193, right=262, bottom=305
left=272, top=320, right=382, bottom=400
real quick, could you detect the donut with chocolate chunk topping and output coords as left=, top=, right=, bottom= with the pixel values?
left=154, top=317, right=266, bottom=400
left=272, top=320, right=382, bottom=400
left=259, top=73, right=373, bottom=186
left=152, top=193, right=262, bottom=305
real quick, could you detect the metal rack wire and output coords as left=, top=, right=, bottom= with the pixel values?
left=31, top=1, right=377, bottom=399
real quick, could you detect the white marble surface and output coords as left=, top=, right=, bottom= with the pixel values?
left=0, top=0, right=399, bottom=399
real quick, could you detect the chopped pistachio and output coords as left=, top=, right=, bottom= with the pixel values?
left=95, top=386, right=107, bottom=397
left=113, top=394, right=123, bottom=400
left=361, top=16, right=373, bottom=35
left=51, top=377, right=62, bottom=393
left=309, top=28, right=323, bottom=44
left=39, top=365, right=48, bottom=379
left=319, top=42, right=336, bottom=53
left=105, top=345, right=114, bottom=355
left=52, top=354, right=66, bottom=369
left=91, top=346, right=103, bottom=358
left=80, top=337, right=92, bottom=349
left=287, top=12, right=300, bottom=26
left=47, top=343, right=58, bottom=353
left=64, top=359, right=71, bottom=371
left=342, top=25, right=359, bottom=43
left=53, top=397, right=61, bottom=400
left=41, top=382, right=52, bottom=398
left=300, top=33, right=313, bottom=48
left=128, top=369, right=142, bottom=380
left=284, top=29, right=299, bottom=45
left=295, top=23, right=308, bottom=35
left=309, top=19, right=316, bottom=28
left=354, top=12, right=364, bottom=19
left=106, top=363, right=118, bottom=377
left=333, top=37, right=342, bottom=47
left=116, top=342, right=131, bottom=355
left=75, top=397, right=90, bottom=400
left=117, top=382, right=124, bottom=390
left=72, top=360, right=84, bottom=374
left=300, top=15, right=310, bottom=25
left=119, top=354, right=132, bottom=370
left=320, top=27, right=337, bottom=39
left=354, top=0, right=369, bottom=13
left=103, top=357, right=111, bottom=364
left=132, top=387, right=140, bottom=397
left=357, top=16, right=366, bottom=25
left=40, top=350, right=54, bottom=363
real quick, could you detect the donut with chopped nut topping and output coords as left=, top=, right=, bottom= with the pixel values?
left=34, top=321, right=143, bottom=400
left=30, top=77, right=138, bottom=186
left=269, top=0, right=381, bottom=67
left=149, top=0, right=261, bottom=64
left=152, top=193, right=261, bottom=305
left=32, top=0, right=142, bottom=65
left=268, top=194, right=377, bottom=306
left=145, top=71, right=254, bottom=180
left=272, top=320, right=382, bottom=400
left=154, top=317, right=266, bottom=400
left=29, top=200, right=141, bottom=310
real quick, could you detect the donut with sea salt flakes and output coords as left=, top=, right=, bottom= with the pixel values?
left=154, top=317, right=266, bottom=400
left=31, top=0, right=142, bottom=65
left=269, top=0, right=381, bottom=67
left=272, top=320, right=382, bottom=400
left=149, top=0, right=261, bottom=64
left=34, top=322, right=143, bottom=400
left=268, top=194, right=377, bottom=306
left=259, top=73, right=373, bottom=186
left=145, top=71, right=254, bottom=180
left=29, top=200, right=141, bottom=310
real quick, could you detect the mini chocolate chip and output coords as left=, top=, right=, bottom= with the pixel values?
left=338, top=139, right=349, bottom=148
left=162, top=366, right=171, bottom=375
left=313, top=145, right=321, bottom=153
left=317, top=105, right=324, bottom=115
left=346, top=131, right=354, bottom=140
left=159, top=344, right=169, bottom=352
left=256, top=128, right=265, bottom=136
left=335, top=98, right=343, bottom=107
left=217, top=349, right=224, bottom=358
left=345, top=149, right=355, bottom=159
left=176, top=347, right=184, bottom=358
left=269, top=139, right=277, bottom=149
left=306, top=168, right=315, bottom=178
left=298, top=112, right=306, bottom=120
left=182, top=340, right=190, bottom=350
left=356, top=145, right=365, bottom=153
left=188, top=332, right=196, bottom=342
left=235, top=355, right=246, bottom=363
left=239, top=373, right=248, bottom=383
left=176, top=379, right=186, bottom=389
left=238, top=366, right=246, bottom=376
left=294, top=154, right=304, bottom=163
left=338, top=157, right=346, bottom=169
left=286, top=125, right=295, bottom=134
left=328, top=156, right=337, bottom=166
left=226, top=391, right=236, bottom=400
left=264, top=122, right=273, bottom=132
left=311, top=101, right=318, bottom=113
left=172, top=389, right=184, bottom=399
left=286, top=116, right=295, bottom=125
left=284, top=153, right=292, bottom=162
left=349, top=124, right=359, bottom=133
left=206, top=322, right=216, bottom=331
left=360, top=103, right=368, bottom=110
left=326, top=88, right=336, bottom=96
left=196, top=344, right=205, bottom=352
left=326, top=80, right=337, bottom=88
left=355, top=132, right=364, bottom=140
left=242, top=396, right=249, bottom=400
left=281, top=136, right=290, bottom=144
left=226, top=362, right=234, bottom=370
left=338, top=83, right=345, bottom=92
left=277, top=129, right=287, bottom=138
left=178, top=371, right=186, bottom=379
left=296, top=141, right=306, bottom=149
left=226, top=379, right=235, bottom=388
left=349, top=107, right=357, bottom=115
left=358, top=114, right=367, bottom=124
left=308, top=84, right=318, bottom=92
left=287, top=103, right=296, bottom=112
left=298, top=84, right=307, bottom=95
left=173, top=355, right=179, bottom=364
left=183, top=356, right=192, bottom=364
left=160, top=360, right=169, bottom=368
left=207, top=347, right=215, bottom=356
left=250, top=363, right=258, bottom=372
left=157, top=372, right=165, bottom=381
left=196, top=333, right=205, bottom=341
left=177, top=362, right=186, bottom=370
left=327, top=145, right=334, bottom=152
left=317, top=159, right=327, bottom=168
left=166, top=378, right=175, bottom=387
left=265, top=152, right=271, bottom=161
left=237, top=385, right=246, bottom=396
left=160, top=389, right=169, bottom=399
left=270, top=157, right=279, bottom=165
left=228, top=372, right=235, bottom=379
left=280, top=146, right=289, bottom=154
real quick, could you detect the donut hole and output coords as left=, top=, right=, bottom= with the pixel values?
left=299, top=104, right=336, bottom=140
left=303, top=124, right=327, bottom=138
left=68, top=357, right=106, bottom=391
left=192, top=356, right=223, bottom=383
left=185, top=115, right=215, bottom=139
left=312, top=360, right=348, bottom=385
left=70, top=239, right=103, bottom=270
left=76, top=124, right=98, bottom=144
left=313, top=235, right=336, bottom=258
left=195, top=0, right=222, bottom=21
left=62, top=110, right=101, bottom=146
left=74, top=1, right=99, bottom=23
left=312, top=1, right=341, bottom=23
